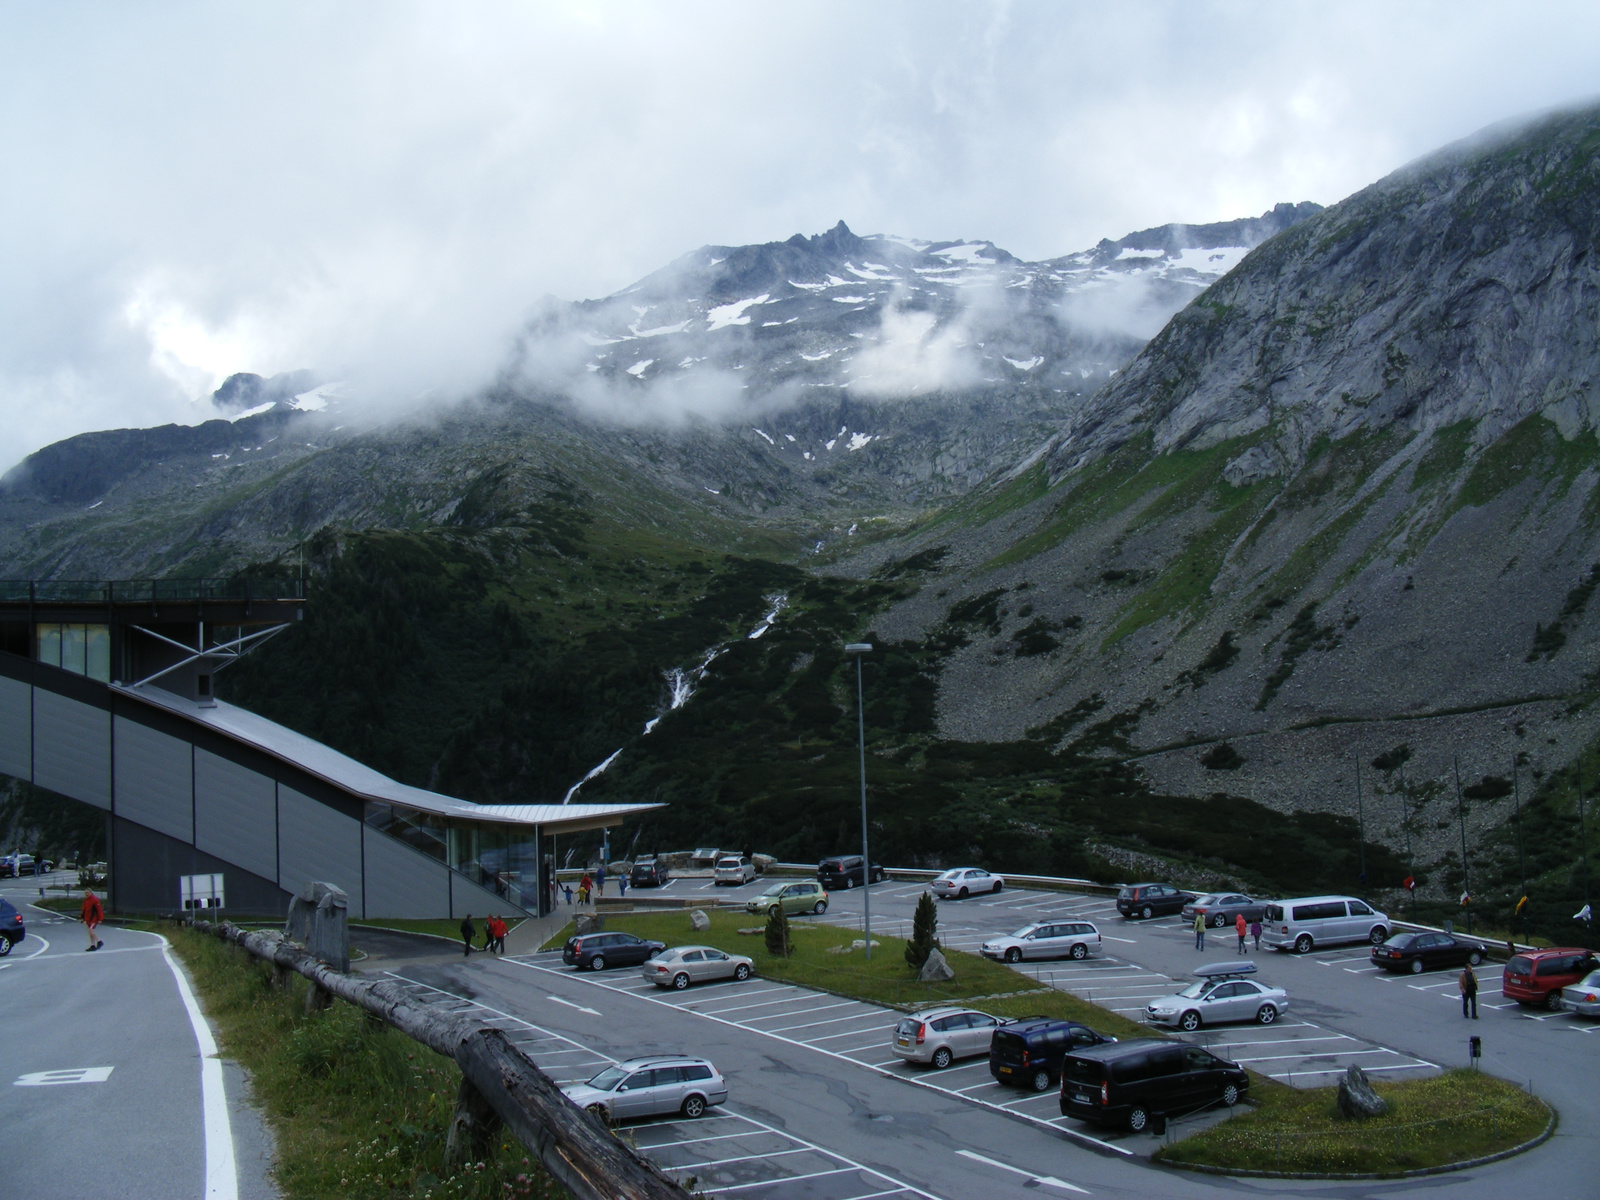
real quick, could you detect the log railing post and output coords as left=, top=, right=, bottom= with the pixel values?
left=446, top=1076, right=505, bottom=1169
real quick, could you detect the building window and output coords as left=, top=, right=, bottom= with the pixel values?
left=35, top=623, right=111, bottom=683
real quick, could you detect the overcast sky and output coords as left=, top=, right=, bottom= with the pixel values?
left=3, top=2, right=1598, bottom=469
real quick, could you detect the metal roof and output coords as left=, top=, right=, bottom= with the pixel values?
left=114, top=683, right=661, bottom=833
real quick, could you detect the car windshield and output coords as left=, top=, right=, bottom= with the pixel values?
left=718, top=859, right=741, bottom=868
left=937, top=870, right=960, bottom=880
left=1508, top=956, right=1534, bottom=974
left=1177, top=981, right=1210, bottom=999
left=1010, top=926, right=1039, bottom=938
left=1383, top=933, right=1416, bottom=948
left=1192, top=894, right=1217, bottom=906
left=586, top=1066, right=629, bottom=1091
left=1580, top=970, right=1600, bottom=988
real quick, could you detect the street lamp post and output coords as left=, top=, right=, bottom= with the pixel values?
left=845, top=643, right=873, bottom=960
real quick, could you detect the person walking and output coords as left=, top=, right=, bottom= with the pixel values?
left=482, top=915, right=497, bottom=954
left=82, top=888, right=104, bottom=951
left=595, top=863, right=606, bottom=897
left=618, top=873, right=627, bottom=899
left=1250, top=917, right=1262, bottom=951
left=579, top=872, right=593, bottom=907
left=1236, top=912, right=1248, bottom=954
left=563, top=882, right=574, bottom=906
left=1193, top=909, right=1206, bottom=951
left=1460, top=962, right=1479, bottom=1019
left=494, top=915, right=508, bottom=953
left=460, top=914, right=476, bottom=957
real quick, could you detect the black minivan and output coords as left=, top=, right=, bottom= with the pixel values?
left=630, top=858, right=671, bottom=888
left=817, top=856, right=885, bottom=890
left=1059, top=1038, right=1248, bottom=1132
left=988, top=1017, right=1116, bottom=1092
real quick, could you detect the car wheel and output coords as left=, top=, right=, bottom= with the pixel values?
left=958, top=887, right=969, bottom=899
left=1294, top=934, right=1314, bottom=955
left=1545, top=989, right=1564, bottom=1012
left=1004, top=947, right=1022, bottom=964
left=1369, top=926, right=1388, bottom=945
left=993, top=880, right=1002, bottom=894
left=1256, top=1005, right=1277, bottom=1025
left=1468, top=950, right=1483, bottom=966
left=586, top=1104, right=610, bottom=1124
left=681, top=1094, right=707, bottom=1119
left=1212, top=914, right=1226, bottom=928
left=1410, top=958, right=1424, bottom=975
left=931, top=1047, right=953, bottom=1070
left=1180, top=1010, right=1202, bottom=1032
left=1127, top=1105, right=1149, bottom=1133
left=0, top=937, right=11, bottom=958
left=589, top=955, right=606, bottom=971
left=733, top=963, right=751, bottom=981
left=813, top=901, right=827, bottom=915
left=843, top=877, right=853, bottom=889
left=1141, top=905, right=1153, bottom=920
left=1222, top=1083, right=1240, bottom=1106
left=1030, top=1068, right=1052, bottom=1093
left=672, top=972, right=691, bottom=990
left=1070, top=942, right=1088, bottom=961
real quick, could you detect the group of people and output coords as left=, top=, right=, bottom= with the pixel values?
left=553, top=865, right=624, bottom=908
left=459, top=913, right=508, bottom=957
left=1193, top=910, right=1263, bottom=953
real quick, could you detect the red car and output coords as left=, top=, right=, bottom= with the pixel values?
left=1502, top=948, right=1599, bottom=1010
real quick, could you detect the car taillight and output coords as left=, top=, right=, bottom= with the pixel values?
left=654, top=964, right=668, bottom=972
left=1100, top=1080, right=1109, bottom=1105
left=1021, top=1050, right=1030, bottom=1066
left=1585, top=993, right=1598, bottom=1003
left=1281, top=925, right=1290, bottom=933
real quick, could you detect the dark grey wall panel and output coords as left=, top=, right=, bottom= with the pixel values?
left=35, top=689, right=111, bottom=808
left=113, top=716, right=193, bottom=839
left=112, top=816, right=288, bottom=916
left=194, top=748, right=276, bottom=883
left=361, top=826, right=450, bottom=919
left=0, top=676, right=29, bottom=779
left=277, top=785, right=363, bottom=917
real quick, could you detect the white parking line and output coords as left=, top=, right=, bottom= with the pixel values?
left=1234, top=1048, right=1411, bottom=1063
left=744, top=999, right=861, bottom=1022
left=768, top=1013, right=889, bottom=1035
left=954, top=1148, right=1088, bottom=1194
left=1203, top=1035, right=1354, bottom=1050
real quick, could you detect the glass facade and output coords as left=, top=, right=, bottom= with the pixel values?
left=365, top=803, right=544, bottom=913
left=35, top=623, right=111, bottom=682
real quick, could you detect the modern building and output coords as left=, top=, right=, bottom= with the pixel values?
left=0, top=579, right=659, bottom=919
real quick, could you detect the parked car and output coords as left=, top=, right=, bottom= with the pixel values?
left=1371, top=930, right=1485, bottom=974
left=714, top=856, right=756, bottom=885
left=893, top=1007, right=1011, bottom=1069
left=629, top=858, right=672, bottom=888
left=643, top=945, right=753, bottom=989
left=562, top=932, right=666, bottom=971
left=3, top=854, right=52, bottom=878
left=1503, top=948, right=1600, bottom=1010
left=931, top=867, right=1004, bottom=898
left=817, top=855, right=886, bottom=889
left=1560, top=968, right=1600, bottom=1018
left=988, top=1017, right=1117, bottom=1092
left=981, top=920, right=1102, bottom=964
left=1181, top=893, right=1267, bottom=928
left=1260, top=896, right=1389, bottom=953
left=1116, top=883, right=1194, bottom=920
left=745, top=880, right=828, bottom=917
left=0, top=898, right=24, bottom=955
left=1059, top=1039, right=1249, bottom=1132
left=561, top=1056, right=728, bottom=1122
left=1145, top=961, right=1288, bottom=1030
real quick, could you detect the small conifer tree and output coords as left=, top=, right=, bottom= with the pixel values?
left=904, top=890, right=940, bottom=968
left=764, top=901, right=790, bottom=958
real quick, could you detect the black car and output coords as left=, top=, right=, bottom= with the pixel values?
left=989, top=1017, right=1117, bottom=1092
left=629, top=859, right=671, bottom=888
left=817, top=856, right=886, bottom=890
left=1060, top=1039, right=1248, bottom=1132
left=0, top=898, right=24, bottom=955
left=562, top=932, right=667, bottom=971
left=1371, top=930, right=1486, bottom=974
left=1116, top=883, right=1195, bottom=920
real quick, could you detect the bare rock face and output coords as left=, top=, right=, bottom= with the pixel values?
left=690, top=908, right=710, bottom=932
left=574, top=913, right=605, bottom=936
left=1337, top=1064, right=1389, bottom=1119
left=919, top=946, right=956, bottom=982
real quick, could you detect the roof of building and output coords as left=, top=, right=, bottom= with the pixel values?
left=115, top=683, right=661, bottom=833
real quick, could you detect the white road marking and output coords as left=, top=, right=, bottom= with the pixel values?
left=546, top=995, right=602, bottom=1015
left=160, top=936, right=238, bottom=1200
left=14, top=1066, right=115, bottom=1086
left=955, top=1148, right=1088, bottom=1193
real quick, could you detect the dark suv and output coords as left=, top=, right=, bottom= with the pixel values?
left=562, top=932, right=666, bottom=971
left=629, top=859, right=671, bottom=888
left=1059, top=1039, right=1248, bottom=1132
left=0, top=898, right=25, bottom=955
left=1117, top=883, right=1195, bottom=920
left=817, top=856, right=885, bottom=890
left=988, top=1017, right=1116, bottom=1092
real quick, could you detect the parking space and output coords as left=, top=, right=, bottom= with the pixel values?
left=381, top=970, right=941, bottom=1199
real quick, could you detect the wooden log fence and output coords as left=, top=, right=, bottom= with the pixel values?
left=192, top=919, right=691, bottom=1200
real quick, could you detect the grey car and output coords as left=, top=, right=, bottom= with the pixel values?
left=1181, top=893, right=1267, bottom=928
left=642, top=945, right=754, bottom=989
left=1146, top=962, right=1288, bottom=1030
left=981, top=921, right=1102, bottom=963
left=561, top=1056, right=729, bottom=1122
left=893, top=1007, right=1010, bottom=1069
left=1562, top=969, right=1600, bottom=1018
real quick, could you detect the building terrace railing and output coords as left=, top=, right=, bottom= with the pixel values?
left=0, top=578, right=308, bottom=604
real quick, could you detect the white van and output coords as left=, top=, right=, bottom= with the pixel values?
left=1260, top=896, right=1390, bottom=954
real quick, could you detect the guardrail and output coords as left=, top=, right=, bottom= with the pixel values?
left=768, top=864, right=1121, bottom=896
left=191, top=919, right=689, bottom=1200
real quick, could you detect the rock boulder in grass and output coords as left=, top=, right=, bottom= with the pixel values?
left=575, top=913, right=605, bottom=936
left=690, top=908, right=710, bottom=932
left=919, top=947, right=956, bottom=982
left=1336, top=1064, right=1389, bottom=1119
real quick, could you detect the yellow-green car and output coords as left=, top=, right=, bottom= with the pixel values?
left=745, top=880, right=828, bottom=917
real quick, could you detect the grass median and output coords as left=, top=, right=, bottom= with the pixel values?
left=547, top=907, right=1151, bottom=1038
left=1154, top=1068, right=1551, bottom=1176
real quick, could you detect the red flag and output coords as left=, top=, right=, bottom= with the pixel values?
left=1402, top=875, right=1415, bottom=891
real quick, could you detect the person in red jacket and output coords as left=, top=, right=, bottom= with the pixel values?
left=82, top=889, right=104, bottom=951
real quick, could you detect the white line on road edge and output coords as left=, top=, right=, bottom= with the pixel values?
left=160, top=936, right=238, bottom=1200
left=955, top=1149, right=1089, bottom=1193
left=546, top=995, right=602, bottom=1015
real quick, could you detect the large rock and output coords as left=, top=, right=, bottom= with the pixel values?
left=1336, top=1064, right=1389, bottom=1119
left=574, top=912, right=605, bottom=936
left=690, top=909, right=710, bottom=932
left=919, top=946, right=956, bottom=982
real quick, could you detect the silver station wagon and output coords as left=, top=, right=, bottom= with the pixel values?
left=642, top=944, right=754, bottom=989
left=561, top=1056, right=728, bottom=1122
left=981, top=920, right=1102, bottom=964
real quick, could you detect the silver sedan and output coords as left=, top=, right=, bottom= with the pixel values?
left=642, top=944, right=754, bottom=990
left=1147, top=977, right=1289, bottom=1030
left=1563, top=969, right=1600, bottom=1018
left=931, top=867, right=1004, bottom=898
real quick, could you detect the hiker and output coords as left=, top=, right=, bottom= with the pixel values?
left=595, top=863, right=606, bottom=896
left=1460, top=962, right=1479, bottom=1019
left=579, top=872, right=593, bottom=906
left=82, top=888, right=104, bottom=951
left=460, top=913, right=476, bottom=957
left=1236, top=912, right=1248, bottom=954
left=482, top=915, right=497, bottom=954
left=486, top=915, right=506, bottom=954
left=563, top=882, right=574, bottom=906
left=1250, top=917, right=1263, bottom=951
left=618, top=873, right=627, bottom=899
left=1193, top=909, right=1206, bottom=950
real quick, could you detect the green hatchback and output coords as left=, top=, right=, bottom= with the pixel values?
left=746, top=880, right=829, bottom=917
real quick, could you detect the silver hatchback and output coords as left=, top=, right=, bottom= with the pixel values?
left=561, top=1056, right=729, bottom=1122
left=893, top=1007, right=1009, bottom=1069
left=642, top=945, right=754, bottom=989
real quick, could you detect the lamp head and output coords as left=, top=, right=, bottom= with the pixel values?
left=844, top=643, right=873, bottom=654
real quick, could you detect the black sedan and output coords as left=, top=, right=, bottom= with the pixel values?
left=563, top=932, right=666, bottom=971
left=1371, top=930, right=1485, bottom=974
left=0, top=897, right=24, bottom=955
